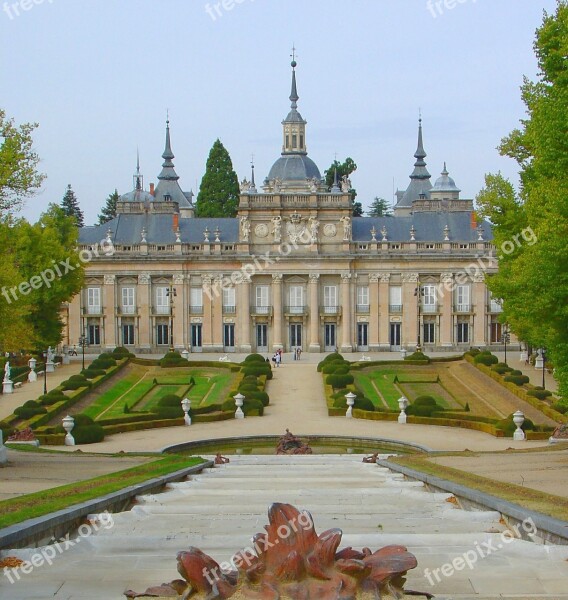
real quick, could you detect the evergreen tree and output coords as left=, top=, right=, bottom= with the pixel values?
left=324, top=157, right=360, bottom=216
left=98, top=189, right=119, bottom=225
left=368, top=197, right=393, bottom=217
left=195, top=139, right=239, bottom=218
left=476, top=2, right=568, bottom=399
left=61, top=184, right=84, bottom=227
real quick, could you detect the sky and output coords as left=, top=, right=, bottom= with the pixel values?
left=0, top=0, right=558, bottom=225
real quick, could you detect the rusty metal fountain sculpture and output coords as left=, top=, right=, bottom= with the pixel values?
left=125, top=503, right=425, bottom=599
left=276, top=429, right=313, bottom=455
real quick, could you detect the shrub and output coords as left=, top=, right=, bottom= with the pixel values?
left=414, top=395, right=437, bottom=407
left=157, top=394, right=182, bottom=407
left=39, top=390, right=67, bottom=405
left=152, top=406, right=183, bottom=419
left=123, top=403, right=130, bottom=414
left=247, top=390, right=270, bottom=407
left=474, top=353, right=498, bottom=366
left=333, top=395, right=374, bottom=412
left=404, top=351, right=430, bottom=363
left=497, top=414, right=535, bottom=437
left=552, top=403, right=568, bottom=414
left=242, top=365, right=273, bottom=379
left=527, top=389, right=552, bottom=400
left=492, top=365, right=512, bottom=375
left=333, top=366, right=350, bottom=375
left=466, top=348, right=481, bottom=357
left=222, top=398, right=237, bottom=412
left=242, top=375, right=259, bottom=385
left=317, top=353, right=345, bottom=371
left=15, top=400, right=47, bottom=418
left=504, top=375, right=530, bottom=386
left=406, top=396, right=442, bottom=417
left=464, top=402, right=470, bottom=412
left=326, top=373, right=354, bottom=389
left=243, top=398, right=264, bottom=416
left=90, top=357, right=117, bottom=370
left=159, top=352, right=189, bottom=368
left=82, top=369, right=106, bottom=379
left=244, top=353, right=267, bottom=363
left=238, top=384, right=260, bottom=394
left=322, top=362, right=349, bottom=374
left=61, top=378, right=91, bottom=391
left=73, top=424, right=105, bottom=444
left=69, top=374, right=88, bottom=383
left=112, top=346, right=133, bottom=358
left=510, top=369, right=523, bottom=376
left=189, top=376, right=196, bottom=386
left=0, top=421, right=14, bottom=440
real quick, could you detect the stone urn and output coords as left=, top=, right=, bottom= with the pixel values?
left=513, top=410, right=526, bottom=441
left=398, top=396, right=409, bottom=424
left=345, top=392, right=356, bottom=418
left=62, top=415, right=75, bottom=446
left=234, top=393, right=245, bottom=419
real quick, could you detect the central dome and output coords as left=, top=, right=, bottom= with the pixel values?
left=268, top=154, right=321, bottom=183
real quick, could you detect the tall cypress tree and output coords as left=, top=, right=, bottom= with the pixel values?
left=195, top=139, right=239, bottom=217
left=98, top=189, right=119, bottom=225
left=61, top=184, right=84, bottom=227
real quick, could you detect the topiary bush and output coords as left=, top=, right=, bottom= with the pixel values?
left=474, top=353, right=499, bottom=366
left=73, top=424, right=105, bottom=444
left=466, top=348, right=481, bottom=357
left=497, top=414, right=535, bottom=437
left=414, top=395, right=437, bottom=407
left=247, top=390, right=270, bottom=407
left=510, top=369, right=523, bottom=376
left=14, top=400, right=47, bottom=418
left=90, top=357, right=117, bottom=370
left=112, top=346, right=134, bottom=358
left=243, top=398, right=264, bottom=416
left=333, top=395, right=374, bottom=412
left=492, top=365, right=512, bottom=375
left=404, top=351, right=430, bottom=363
left=159, top=351, right=189, bottom=368
left=405, top=396, right=442, bottom=417
left=527, top=389, right=552, bottom=400
left=504, top=375, right=530, bottom=386
left=317, top=353, right=345, bottom=371
left=244, top=353, right=267, bottom=363
left=242, top=375, right=259, bottom=385
left=242, top=365, right=273, bottom=379
left=82, top=368, right=106, bottom=379
left=326, top=373, right=354, bottom=389
left=157, top=394, right=182, bottom=407
left=61, top=377, right=91, bottom=391
left=39, top=390, right=67, bottom=406
left=552, top=403, right=568, bottom=414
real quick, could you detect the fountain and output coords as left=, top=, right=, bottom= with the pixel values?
left=276, top=429, right=313, bottom=455
left=125, top=502, right=423, bottom=599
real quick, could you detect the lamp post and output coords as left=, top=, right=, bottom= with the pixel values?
left=542, top=348, right=546, bottom=389
left=414, top=283, right=422, bottom=351
left=78, top=334, right=87, bottom=371
left=42, top=350, right=48, bottom=395
left=166, top=285, right=177, bottom=352
left=502, top=324, right=510, bottom=364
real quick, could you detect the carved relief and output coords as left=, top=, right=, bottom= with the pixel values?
left=323, top=223, right=337, bottom=238
left=255, top=223, right=269, bottom=238
left=103, top=275, right=116, bottom=285
left=173, top=274, right=185, bottom=285
left=138, top=273, right=151, bottom=285
left=401, top=272, right=419, bottom=283
left=440, top=272, right=454, bottom=284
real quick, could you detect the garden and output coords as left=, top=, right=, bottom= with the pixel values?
left=319, top=349, right=567, bottom=439
left=0, top=350, right=272, bottom=445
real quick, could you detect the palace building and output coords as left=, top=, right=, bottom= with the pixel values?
left=65, top=60, right=505, bottom=355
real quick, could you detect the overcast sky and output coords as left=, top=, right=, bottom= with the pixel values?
left=0, top=0, right=557, bottom=225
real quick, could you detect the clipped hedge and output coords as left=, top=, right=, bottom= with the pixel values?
left=527, top=389, right=552, bottom=400
left=157, top=394, right=182, bottom=407
left=243, top=353, right=267, bottom=363
left=159, top=351, right=189, bottom=368
left=326, top=373, right=354, bottom=389
left=504, top=374, right=530, bottom=386
left=404, top=351, right=430, bottom=363
left=474, top=353, right=499, bottom=366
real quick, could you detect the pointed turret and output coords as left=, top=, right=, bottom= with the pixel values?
left=133, top=149, right=143, bottom=191
left=158, top=119, right=180, bottom=182
left=281, top=57, right=307, bottom=155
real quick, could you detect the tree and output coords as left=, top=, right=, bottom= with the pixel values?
left=368, top=197, right=393, bottom=217
left=0, top=109, right=45, bottom=214
left=195, top=139, right=240, bottom=218
left=61, top=184, right=84, bottom=227
left=476, top=2, right=568, bottom=399
left=98, top=189, right=119, bottom=225
left=324, top=157, right=361, bottom=216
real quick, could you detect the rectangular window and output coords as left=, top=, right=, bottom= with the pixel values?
left=457, top=322, right=469, bottom=344
left=300, top=134, right=304, bottom=148
left=422, top=285, right=437, bottom=313
left=156, top=324, right=169, bottom=346
left=456, top=285, right=470, bottom=312
left=255, top=285, right=269, bottom=313
left=190, top=288, right=203, bottom=314
left=285, top=134, right=290, bottom=149
left=155, top=286, right=169, bottom=314
left=289, top=285, right=304, bottom=313
left=87, top=288, right=101, bottom=314
left=223, top=287, right=236, bottom=313
left=292, top=134, right=297, bottom=148
left=357, top=285, right=369, bottom=312
left=489, top=293, right=502, bottom=313
left=423, top=321, right=435, bottom=344
left=122, top=324, right=135, bottom=345
left=490, top=320, right=503, bottom=344
left=121, top=287, right=135, bottom=314
left=389, top=286, right=402, bottom=312
left=323, top=285, right=337, bottom=313
left=87, top=324, right=100, bottom=345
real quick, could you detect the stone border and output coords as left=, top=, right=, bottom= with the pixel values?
left=161, top=434, right=433, bottom=455
left=0, top=460, right=214, bottom=550
left=377, top=459, right=568, bottom=545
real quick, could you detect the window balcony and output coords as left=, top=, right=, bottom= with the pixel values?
left=284, top=305, right=308, bottom=316
left=321, top=305, right=342, bottom=316
left=119, top=305, right=136, bottom=315
left=488, top=302, right=503, bottom=313
left=389, top=304, right=403, bottom=313
left=223, top=305, right=236, bottom=314
left=454, top=304, right=472, bottom=313
left=189, top=305, right=204, bottom=315
left=356, top=304, right=370, bottom=314
left=84, top=305, right=102, bottom=315
left=154, top=305, right=170, bottom=315
left=251, top=305, right=272, bottom=316
left=421, top=304, right=438, bottom=314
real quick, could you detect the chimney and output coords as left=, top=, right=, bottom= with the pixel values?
left=173, top=213, right=179, bottom=231
left=149, top=182, right=155, bottom=196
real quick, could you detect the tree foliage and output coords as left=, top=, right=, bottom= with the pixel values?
left=367, top=197, right=393, bottom=217
left=324, top=157, right=361, bottom=216
left=61, top=184, right=84, bottom=227
left=195, top=139, right=239, bottom=217
left=476, top=2, right=568, bottom=399
left=98, top=189, right=119, bottom=225
left=0, top=109, right=45, bottom=214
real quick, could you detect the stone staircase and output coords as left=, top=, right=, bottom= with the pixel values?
left=3, top=455, right=568, bottom=599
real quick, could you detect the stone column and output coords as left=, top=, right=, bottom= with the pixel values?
left=68, top=295, right=82, bottom=349
left=202, top=274, right=214, bottom=351
left=377, top=273, right=391, bottom=351
left=239, top=274, right=252, bottom=353
left=173, top=274, right=185, bottom=351
left=340, top=272, right=353, bottom=352
left=103, top=275, right=117, bottom=350
left=272, top=274, right=283, bottom=351
left=212, top=275, right=224, bottom=352
left=308, top=273, right=320, bottom=352
left=137, top=273, right=151, bottom=350
left=473, top=273, right=487, bottom=347
left=368, top=273, right=380, bottom=352
left=401, top=273, right=419, bottom=349
left=439, top=272, right=453, bottom=348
